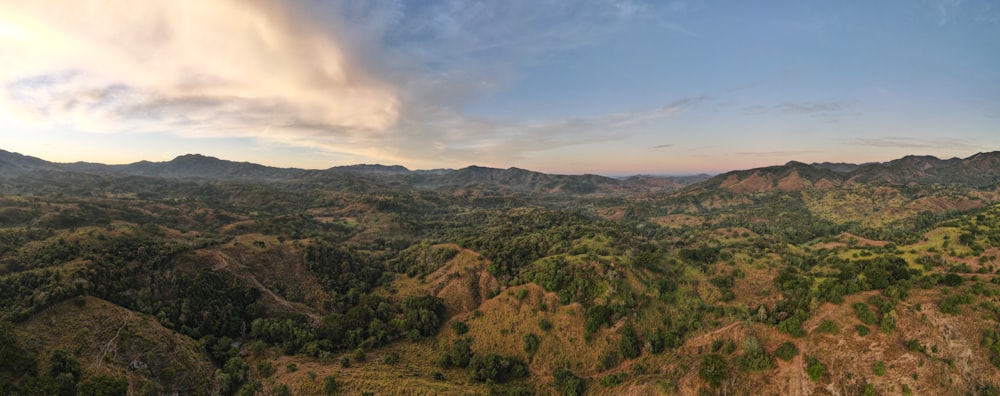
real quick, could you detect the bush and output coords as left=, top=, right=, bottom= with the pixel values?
left=853, top=303, right=878, bottom=325
left=817, top=320, right=839, bottom=334
left=538, top=319, right=553, bottom=332
left=468, top=354, right=528, bottom=383
left=856, top=325, right=870, bottom=336
left=618, top=327, right=641, bottom=359
left=779, top=316, right=806, bottom=338
left=982, top=330, right=1000, bottom=369
left=775, top=342, right=799, bottom=361
left=942, top=273, right=964, bottom=286
left=49, top=350, right=81, bottom=382
left=451, top=321, right=469, bottom=335
left=523, top=333, right=540, bottom=354
left=873, top=360, right=885, bottom=376
left=79, top=376, right=127, bottom=396
left=322, top=375, right=338, bottom=395
left=940, top=293, right=972, bottom=315
left=553, top=368, right=586, bottom=396
left=599, top=372, right=627, bottom=387
left=698, top=354, right=727, bottom=388
left=736, top=336, right=774, bottom=371
left=439, top=337, right=473, bottom=368
left=806, top=357, right=825, bottom=382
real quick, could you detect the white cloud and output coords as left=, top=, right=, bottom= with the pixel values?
left=0, top=0, right=399, bottom=135
left=0, top=0, right=690, bottom=168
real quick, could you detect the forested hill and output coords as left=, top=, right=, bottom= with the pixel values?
left=1, top=148, right=1000, bottom=395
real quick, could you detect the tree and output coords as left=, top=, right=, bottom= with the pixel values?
left=775, top=342, right=798, bottom=361
left=48, top=350, right=80, bottom=382
left=618, top=327, right=641, bottom=359
left=468, top=354, right=528, bottom=383
left=806, top=357, right=825, bottom=381
left=79, top=376, right=127, bottom=396
left=322, top=375, right=339, bottom=395
left=401, top=295, right=446, bottom=337
left=523, top=333, right=540, bottom=354
left=553, top=368, right=585, bottom=396
left=698, top=354, right=727, bottom=388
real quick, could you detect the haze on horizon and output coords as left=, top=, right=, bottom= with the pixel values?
left=1, top=1, right=998, bottom=176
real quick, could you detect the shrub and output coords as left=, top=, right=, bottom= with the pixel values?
left=438, top=337, right=473, bottom=368
left=599, top=373, right=627, bottom=387
left=698, top=354, right=728, bottom=388
left=322, top=375, right=338, bottom=395
left=817, top=320, right=839, bottom=334
left=538, top=319, right=553, bottom=332
left=982, top=330, right=1000, bottom=369
left=618, top=327, right=641, bottom=359
left=905, top=339, right=924, bottom=353
left=468, top=354, right=528, bottom=383
left=779, top=316, right=806, bottom=338
left=775, top=342, right=799, bottom=361
left=523, top=333, right=540, bottom=354
left=853, top=303, right=878, bottom=325
left=856, top=325, right=870, bottom=336
left=553, top=368, right=586, bottom=396
left=451, top=321, right=469, bottom=335
left=79, top=376, right=127, bottom=396
left=942, top=273, right=964, bottom=286
left=736, top=336, right=775, bottom=371
left=806, top=357, right=825, bottom=382
left=873, top=360, right=885, bottom=376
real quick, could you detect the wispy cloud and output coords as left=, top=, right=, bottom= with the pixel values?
left=653, top=144, right=673, bottom=149
left=777, top=101, right=847, bottom=114
left=372, top=95, right=706, bottom=168
left=847, top=136, right=978, bottom=150
left=735, top=150, right=824, bottom=158
left=742, top=101, right=847, bottom=116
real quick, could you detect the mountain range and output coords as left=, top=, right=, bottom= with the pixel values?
left=3, top=148, right=1000, bottom=195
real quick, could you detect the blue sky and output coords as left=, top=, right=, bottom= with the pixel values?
left=1, top=1, right=998, bottom=175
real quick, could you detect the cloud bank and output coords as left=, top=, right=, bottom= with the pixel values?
left=1, top=1, right=399, bottom=146
left=0, top=0, right=695, bottom=167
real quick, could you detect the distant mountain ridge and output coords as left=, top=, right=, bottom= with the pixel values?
left=3, top=148, right=999, bottom=196
left=690, top=151, right=1000, bottom=195
left=0, top=149, right=705, bottom=195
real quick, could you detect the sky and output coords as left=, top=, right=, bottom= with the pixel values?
left=0, top=0, right=998, bottom=175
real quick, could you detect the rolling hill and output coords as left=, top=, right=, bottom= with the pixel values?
left=1, top=148, right=999, bottom=395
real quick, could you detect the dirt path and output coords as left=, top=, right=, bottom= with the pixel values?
left=206, top=250, right=322, bottom=324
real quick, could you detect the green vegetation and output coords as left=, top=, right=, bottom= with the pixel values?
left=736, top=335, right=775, bottom=371
left=2, top=152, right=1000, bottom=394
left=983, top=330, right=1000, bottom=369
left=873, top=360, right=886, bottom=376
left=806, top=357, right=825, bottom=382
left=553, top=368, right=586, bottom=396
left=775, top=342, right=799, bottom=361
left=468, top=354, right=528, bottom=383
left=817, top=319, right=839, bottom=334
left=698, top=354, right=728, bottom=388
